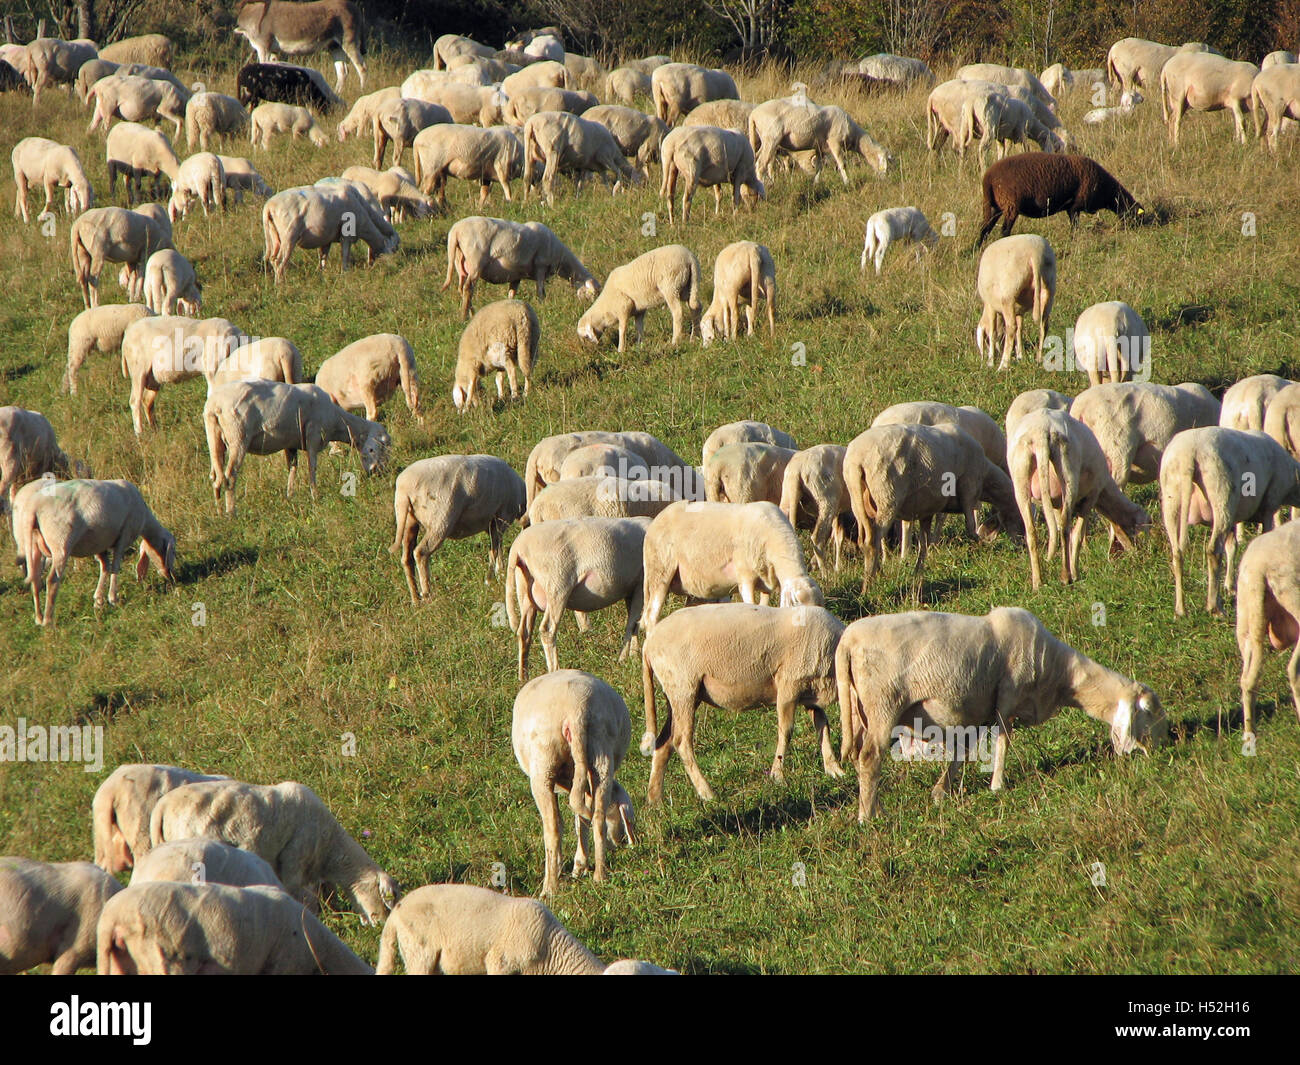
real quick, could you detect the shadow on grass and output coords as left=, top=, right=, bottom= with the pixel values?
left=177, top=546, right=259, bottom=585
left=1152, top=303, right=1214, bottom=332
left=669, top=788, right=855, bottom=843
left=1174, top=697, right=1281, bottom=744
left=72, top=688, right=165, bottom=725
left=680, top=955, right=770, bottom=974
left=1, top=362, right=36, bottom=382
left=792, top=291, right=879, bottom=320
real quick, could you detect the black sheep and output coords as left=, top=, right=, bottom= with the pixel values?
left=0, top=59, right=29, bottom=94
left=976, top=153, right=1145, bottom=245
left=236, top=62, right=339, bottom=113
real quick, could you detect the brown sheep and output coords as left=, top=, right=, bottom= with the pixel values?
left=976, top=153, right=1145, bottom=245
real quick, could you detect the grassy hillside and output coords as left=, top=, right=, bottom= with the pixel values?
left=1, top=55, right=1297, bottom=974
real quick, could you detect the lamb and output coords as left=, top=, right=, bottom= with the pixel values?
left=184, top=91, right=249, bottom=150
left=166, top=151, right=225, bottom=220
left=1159, top=427, right=1300, bottom=616
left=960, top=91, right=1065, bottom=159
left=261, top=183, right=398, bottom=280
left=92, top=764, right=228, bottom=873
left=1070, top=381, right=1221, bottom=491
left=658, top=125, right=765, bottom=224
left=0, top=858, right=122, bottom=974
left=338, top=164, right=434, bottom=222
left=1252, top=64, right=1300, bottom=151
left=872, top=401, right=1009, bottom=473
left=857, top=53, right=935, bottom=88
left=577, top=244, right=700, bottom=352
left=748, top=99, right=891, bottom=185
left=11, top=477, right=175, bottom=626
left=64, top=303, right=153, bottom=394
left=701, top=420, right=797, bottom=465
left=512, top=670, right=636, bottom=895
left=606, top=66, right=652, bottom=105
left=1009, top=408, right=1150, bottom=588
left=373, top=97, right=451, bottom=168
left=641, top=500, right=823, bottom=632
left=104, top=121, right=180, bottom=204
left=377, top=884, right=669, bottom=974
left=641, top=602, right=845, bottom=802
left=130, top=839, right=281, bottom=889
left=250, top=100, right=328, bottom=148
left=453, top=299, right=540, bottom=409
left=502, top=87, right=598, bottom=127
left=142, top=249, right=201, bottom=315
left=11, top=137, right=94, bottom=223
left=1221, top=374, right=1296, bottom=431
left=859, top=207, right=940, bottom=276
left=0, top=407, right=73, bottom=511
left=523, top=110, right=641, bottom=205
left=25, top=37, right=97, bottom=105
left=315, top=333, right=421, bottom=422
left=581, top=104, right=669, bottom=180
left=120, top=314, right=245, bottom=432
left=525, top=430, right=701, bottom=509
left=652, top=62, right=739, bottom=125
left=977, top=154, right=1144, bottom=244
left=974, top=234, right=1056, bottom=369
left=956, top=62, right=1057, bottom=110
left=86, top=73, right=188, bottom=138
left=235, top=61, right=343, bottom=113
left=434, top=34, right=495, bottom=69
left=1161, top=52, right=1259, bottom=145
left=334, top=84, right=400, bottom=142
left=412, top=125, right=524, bottom=211
left=1073, top=301, right=1150, bottom=385
left=97, top=882, right=373, bottom=975
left=705, top=442, right=796, bottom=504
left=699, top=240, right=776, bottom=344
left=1005, top=387, right=1071, bottom=442
left=1107, top=37, right=1211, bottom=96
left=391, top=455, right=526, bottom=600
left=1082, top=90, right=1145, bottom=124
left=779, top=444, right=853, bottom=572
left=1235, top=520, right=1300, bottom=742
left=217, top=155, right=273, bottom=203
left=443, top=215, right=598, bottom=319
left=837, top=606, right=1166, bottom=821
left=150, top=778, right=399, bottom=924
left=98, top=34, right=174, bottom=69
left=501, top=60, right=569, bottom=96
left=519, top=32, right=565, bottom=63
left=204, top=380, right=390, bottom=515
left=558, top=444, right=648, bottom=481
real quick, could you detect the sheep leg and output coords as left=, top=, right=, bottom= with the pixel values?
left=502, top=363, right=519, bottom=401
left=853, top=711, right=887, bottom=824
left=931, top=754, right=962, bottom=803
left=538, top=584, right=568, bottom=673
left=1165, top=496, right=1188, bottom=618
left=572, top=809, right=590, bottom=877
left=770, top=692, right=799, bottom=782
left=487, top=518, right=508, bottom=580
left=283, top=448, right=298, bottom=497
left=41, top=554, right=65, bottom=627
left=1019, top=484, right=1043, bottom=591
left=412, top=520, right=453, bottom=600
left=617, top=583, right=643, bottom=662
left=591, top=766, right=613, bottom=883
left=811, top=706, right=844, bottom=777
left=671, top=697, right=715, bottom=802
left=1206, top=523, right=1228, bottom=615
left=989, top=721, right=1010, bottom=791
left=400, top=514, right=423, bottom=606
left=530, top=776, right=562, bottom=897
left=92, top=552, right=111, bottom=608
left=1288, top=639, right=1300, bottom=727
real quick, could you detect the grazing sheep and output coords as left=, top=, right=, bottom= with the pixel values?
left=652, top=62, right=739, bottom=125
left=401, top=79, right=503, bottom=125
left=315, top=333, right=421, bottom=422
left=837, top=607, right=1166, bottom=821
left=0, top=858, right=122, bottom=974
left=1009, top=408, right=1150, bottom=588
left=779, top=444, right=853, bottom=573
left=150, top=778, right=399, bottom=924
left=1161, top=52, right=1259, bottom=145
left=658, top=125, right=765, bottom=224
left=857, top=53, right=935, bottom=88
left=335, top=84, right=400, bottom=142
left=559, top=444, right=648, bottom=481
left=120, top=314, right=245, bottom=432
left=92, top=765, right=228, bottom=873
left=1262, top=50, right=1298, bottom=69
left=99, top=34, right=174, bottom=69
left=1040, top=63, right=1105, bottom=98
left=974, top=234, right=1056, bottom=370
left=705, top=442, right=796, bottom=505
left=434, top=34, right=494, bottom=69
left=702, top=421, right=797, bottom=465
left=960, top=92, right=1064, bottom=159
left=956, top=63, right=1056, bottom=108
left=642, top=603, right=845, bottom=801
left=928, top=79, right=1070, bottom=157
left=25, top=37, right=98, bottom=105
left=1159, top=428, right=1300, bottom=616
left=86, top=73, right=188, bottom=138
left=1082, top=90, right=1145, bottom=124
left=391, top=455, right=525, bottom=600
left=577, top=244, right=700, bottom=352
left=203, top=380, right=389, bottom=514
left=1252, top=64, right=1300, bottom=151
left=1221, top=374, right=1296, bottom=432
left=683, top=98, right=755, bottom=133
left=377, top=884, right=666, bottom=974
left=1071, top=301, right=1150, bottom=386
left=73, top=58, right=117, bottom=102
left=1071, top=381, right=1221, bottom=490
left=412, top=124, right=523, bottom=211
left=130, top=839, right=281, bottom=889
left=529, top=476, right=680, bottom=529
left=453, top=299, right=540, bottom=410
left=217, top=155, right=273, bottom=203
left=581, top=104, right=669, bottom=180
left=1236, top=520, right=1300, bottom=742
left=977, top=153, right=1143, bottom=243
left=208, top=336, right=304, bottom=389
left=261, top=183, right=398, bottom=280
left=250, top=101, right=328, bottom=148
left=749, top=100, right=890, bottom=184
left=11, top=137, right=94, bottom=223
left=11, top=477, right=175, bottom=626
left=141, top=249, right=201, bottom=315
left=166, top=151, right=226, bottom=220
left=561, top=52, right=604, bottom=90
left=1263, top=385, right=1300, bottom=466
left=501, top=59, right=568, bottom=97
left=523, top=110, right=641, bottom=204
left=443, top=215, right=597, bottom=319
left=606, top=66, right=652, bottom=105
left=512, top=670, right=636, bottom=895
left=0, top=407, right=73, bottom=512
left=64, top=303, right=154, bottom=394
left=622, top=55, right=671, bottom=75
left=872, top=401, right=1009, bottom=473
left=1107, top=37, right=1211, bottom=96
left=503, top=87, right=598, bottom=128
left=236, top=61, right=343, bottom=113
left=1005, top=387, right=1072, bottom=442
left=373, top=97, right=451, bottom=168
left=525, top=430, right=700, bottom=510
left=859, top=207, right=940, bottom=276
left=339, top=164, right=434, bottom=222
left=97, top=882, right=373, bottom=975
left=185, top=92, right=249, bottom=150
left=105, top=121, right=180, bottom=204
left=641, top=500, right=823, bottom=632
left=699, top=240, right=776, bottom=345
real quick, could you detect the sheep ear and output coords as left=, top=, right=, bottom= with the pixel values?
left=135, top=543, right=151, bottom=583
left=619, top=806, right=636, bottom=847
left=1110, top=699, right=1135, bottom=755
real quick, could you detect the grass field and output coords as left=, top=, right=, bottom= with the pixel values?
left=1, top=47, right=1298, bottom=974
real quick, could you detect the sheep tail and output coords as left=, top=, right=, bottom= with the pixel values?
left=688, top=253, right=700, bottom=313
left=778, top=463, right=801, bottom=530
left=503, top=541, right=523, bottom=633
left=441, top=227, right=460, bottom=292
left=397, top=339, right=420, bottom=417
left=836, top=641, right=859, bottom=765
left=566, top=709, right=595, bottom=822
left=640, top=645, right=662, bottom=758
left=91, top=787, right=115, bottom=870
left=376, top=913, right=400, bottom=975
left=389, top=483, right=412, bottom=557
left=1032, top=420, right=1063, bottom=554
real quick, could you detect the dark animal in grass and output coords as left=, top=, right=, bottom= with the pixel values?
left=236, top=62, right=340, bottom=113
left=0, top=60, right=29, bottom=93
left=976, top=153, right=1145, bottom=245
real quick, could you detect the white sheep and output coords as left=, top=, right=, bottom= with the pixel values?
left=872, top=400, right=1009, bottom=473
left=501, top=59, right=568, bottom=96
left=130, top=838, right=281, bottom=889
left=956, top=62, right=1057, bottom=109
left=261, top=183, right=398, bottom=280
left=184, top=91, right=248, bottom=149
left=250, top=101, right=329, bottom=149
left=63, top=303, right=154, bottom=394
left=97, top=882, right=373, bottom=974
left=217, top=154, right=273, bottom=203
left=525, top=430, right=701, bottom=510
left=701, top=421, right=796, bottom=466
left=120, top=314, right=246, bottom=433
left=605, top=67, right=652, bottom=105
left=433, top=34, right=495, bottom=70
left=641, top=500, right=823, bottom=632
left=857, top=53, right=935, bottom=87
left=1159, top=427, right=1300, bottom=616
left=104, top=121, right=180, bottom=203
left=975, top=233, right=1056, bottom=370
left=652, top=62, right=739, bottom=125
left=26, top=37, right=98, bottom=105
left=779, top=444, right=853, bottom=572
left=204, top=380, right=391, bottom=515
left=929, top=79, right=1070, bottom=155
left=1161, top=52, right=1259, bottom=144
left=512, top=669, right=636, bottom=895
left=141, top=248, right=201, bottom=315
left=1039, top=63, right=1105, bottom=98
left=402, top=79, right=503, bottom=126
left=1253, top=64, right=1300, bottom=150
left=69, top=204, right=173, bottom=308
left=1082, top=90, right=1145, bottom=124
left=558, top=443, right=648, bottom=481
left=1263, top=385, right=1300, bottom=469
left=391, top=455, right=526, bottom=601
left=704, top=442, right=796, bottom=504
left=1073, top=301, right=1150, bottom=386
left=748, top=99, right=891, bottom=184
left=859, top=207, right=940, bottom=276
left=339, top=164, right=435, bottom=222
left=11, top=137, right=94, bottom=223
left=528, top=476, right=679, bottom=527
left=315, top=333, right=421, bottom=422
left=149, top=778, right=400, bottom=924
left=453, top=299, right=539, bottom=410
left=523, top=110, right=641, bottom=204
left=99, top=34, right=174, bottom=68
left=505, top=516, right=651, bottom=678
left=642, top=602, right=845, bottom=802
left=959, top=91, right=1064, bottom=158
left=208, top=336, right=304, bottom=388
left=11, top=476, right=175, bottom=626
left=0, top=858, right=122, bottom=974
left=683, top=98, right=755, bottom=132
left=87, top=73, right=187, bottom=138
left=837, top=606, right=1166, bottom=821
left=0, top=406, right=74, bottom=510
left=1005, top=387, right=1072, bottom=442
left=659, top=124, right=766, bottom=224
left=167, top=151, right=226, bottom=220
left=412, top=123, right=523, bottom=211
left=1236, top=520, right=1300, bottom=743
left=334, top=85, right=401, bottom=143
left=700, top=240, right=776, bottom=344
left=92, top=764, right=228, bottom=872
left=577, top=244, right=700, bottom=352
left=502, top=86, right=598, bottom=127
left=1220, top=374, right=1295, bottom=431
left=372, top=97, right=451, bottom=169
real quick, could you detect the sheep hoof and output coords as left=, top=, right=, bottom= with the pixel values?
left=825, top=763, right=845, bottom=779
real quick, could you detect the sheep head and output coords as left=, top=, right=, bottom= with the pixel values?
left=779, top=575, right=824, bottom=608
left=357, top=423, right=391, bottom=474
left=350, top=868, right=401, bottom=926
left=1109, top=686, right=1167, bottom=755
